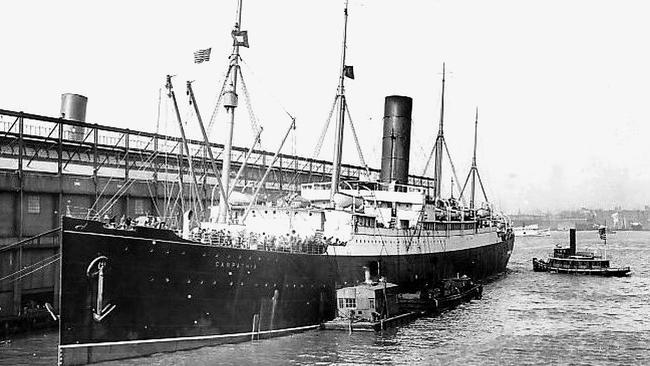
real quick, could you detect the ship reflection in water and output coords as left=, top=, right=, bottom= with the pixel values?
left=6, top=231, right=650, bottom=366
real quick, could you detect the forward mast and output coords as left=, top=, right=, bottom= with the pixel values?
left=219, top=0, right=245, bottom=223
left=330, top=0, right=351, bottom=201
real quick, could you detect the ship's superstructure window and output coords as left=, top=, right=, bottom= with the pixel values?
left=27, top=195, right=40, bottom=214
left=340, top=298, right=356, bottom=308
left=134, top=199, right=144, bottom=215
left=354, top=215, right=376, bottom=228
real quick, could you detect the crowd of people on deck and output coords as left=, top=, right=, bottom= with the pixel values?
left=190, top=228, right=328, bottom=254
left=101, top=214, right=167, bottom=230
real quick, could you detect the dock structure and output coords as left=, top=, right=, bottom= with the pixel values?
left=0, top=108, right=436, bottom=331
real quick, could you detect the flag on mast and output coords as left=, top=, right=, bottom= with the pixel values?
left=598, top=226, right=607, bottom=241
left=232, top=30, right=249, bottom=48
left=193, top=48, right=212, bottom=64
left=344, top=65, right=355, bottom=79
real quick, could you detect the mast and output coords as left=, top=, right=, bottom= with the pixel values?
left=470, top=107, right=478, bottom=209
left=433, top=63, right=446, bottom=199
left=460, top=106, right=489, bottom=208
left=330, top=0, right=350, bottom=201
left=186, top=81, right=228, bottom=219
left=218, top=0, right=244, bottom=223
left=166, top=75, right=204, bottom=218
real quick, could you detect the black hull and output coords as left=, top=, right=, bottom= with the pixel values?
left=532, top=258, right=549, bottom=272
left=58, top=217, right=514, bottom=365
left=333, top=239, right=513, bottom=290
left=398, top=285, right=483, bottom=314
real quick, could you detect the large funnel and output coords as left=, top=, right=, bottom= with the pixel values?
left=60, top=93, right=88, bottom=141
left=380, top=95, right=412, bottom=184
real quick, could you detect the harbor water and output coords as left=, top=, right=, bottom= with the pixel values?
left=2, top=231, right=649, bottom=365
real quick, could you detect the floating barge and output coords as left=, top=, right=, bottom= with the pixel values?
left=320, top=312, right=418, bottom=332
left=321, top=278, right=408, bottom=332
left=532, top=228, right=630, bottom=277
left=321, top=273, right=482, bottom=332
left=398, top=276, right=482, bottom=314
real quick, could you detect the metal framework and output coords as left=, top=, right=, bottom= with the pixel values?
left=0, top=109, right=436, bottom=194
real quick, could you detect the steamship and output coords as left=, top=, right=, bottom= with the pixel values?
left=57, top=2, right=514, bottom=365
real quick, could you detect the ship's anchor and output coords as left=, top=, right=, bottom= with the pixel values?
left=86, top=256, right=117, bottom=322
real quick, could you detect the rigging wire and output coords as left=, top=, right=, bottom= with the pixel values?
left=0, top=253, right=61, bottom=284
left=8, top=256, right=61, bottom=284
left=312, top=94, right=338, bottom=160
left=237, top=68, right=262, bottom=141
left=94, top=151, right=160, bottom=218
left=442, top=139, right=467, bottom=206
left=343, top=100, right=370, bottom=176
left=240, top=58, right=295, bottom=121
left=206, top=66, right=234, bottom=135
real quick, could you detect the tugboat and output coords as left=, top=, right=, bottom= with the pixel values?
left=532, top=228, right=630, bottom=277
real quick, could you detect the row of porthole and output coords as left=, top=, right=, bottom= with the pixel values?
left=146, top=277, right=327, bottom=289
left=353, top=239, right=446, bottom=244
left=252, top=210, right=315, bottom=216
left=131, top=245, right=279, bottom=263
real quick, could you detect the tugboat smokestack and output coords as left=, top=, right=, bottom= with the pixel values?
left=569, top=228, right=576, bottom=255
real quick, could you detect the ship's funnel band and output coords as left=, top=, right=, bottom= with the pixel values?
left=380, top=95, right=413, bottom=184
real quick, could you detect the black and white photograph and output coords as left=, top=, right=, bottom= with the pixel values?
left=0, top=0, right=648, bottom=365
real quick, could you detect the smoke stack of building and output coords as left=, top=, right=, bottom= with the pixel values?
left=60, top=93, right=88, bottom=141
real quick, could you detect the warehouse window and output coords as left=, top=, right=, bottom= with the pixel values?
left=134, top=199, right=145, bottom=215
left=27, top=195, right=40, bottom=214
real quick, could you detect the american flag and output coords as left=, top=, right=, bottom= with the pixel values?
left=598, top=227, right=607, bottom=241
left=193, top=48, right=211, bottom=64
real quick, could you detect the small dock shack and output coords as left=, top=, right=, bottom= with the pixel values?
left=322, top=281, right=417, bottom=332
left=336, top=282, right=400, bottom=320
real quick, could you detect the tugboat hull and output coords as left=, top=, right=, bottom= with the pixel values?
left=532, top=258, right=630, bottom=277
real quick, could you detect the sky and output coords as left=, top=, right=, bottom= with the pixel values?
left=1, top=0, right=649, bottom=214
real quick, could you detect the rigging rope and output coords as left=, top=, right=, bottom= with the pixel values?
left=8, top=256, right=61, bottom=284
left=443, top=139, right=467, bottom=206
left=0, top=253, right=60, bottom=284
left=237, top=68, right=262, bottom=141
left=422, top=143, right=436, bottom=176
left=206, top=65, right=234, bottom=134
left=94, top=151, right=160, bottom=218
left=240, top=58, right=295, bottom=121
left=343, top=100, right=370, bottom=176
left=312, top=95, right=338, bottom=160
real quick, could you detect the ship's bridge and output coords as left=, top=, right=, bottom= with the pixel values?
left=300, top=180, right=427, bottom=207
left=300, top=180, right=426, bottom=228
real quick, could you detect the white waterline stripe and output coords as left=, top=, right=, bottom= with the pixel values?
left=64, top=230, right=206, bottom=247
left=59, top=324, right=320, bottom=349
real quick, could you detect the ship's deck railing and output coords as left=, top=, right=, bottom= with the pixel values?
left=189, top=230, right=328, bottom=255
